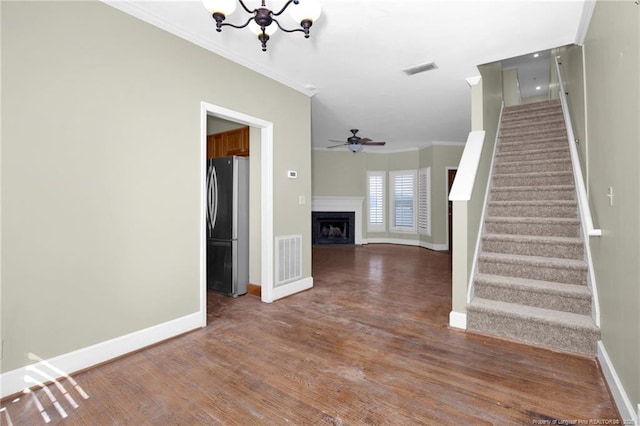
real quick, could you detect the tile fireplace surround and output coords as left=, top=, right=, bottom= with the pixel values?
left=311, top=197, right=364, bottom=245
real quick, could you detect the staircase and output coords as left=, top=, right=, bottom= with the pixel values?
left=466, top=100, right=600, bottom=356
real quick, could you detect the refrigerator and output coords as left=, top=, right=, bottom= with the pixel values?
left=206, top=156, right=249, bottom=297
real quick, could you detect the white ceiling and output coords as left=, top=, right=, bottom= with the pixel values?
left=105, top=0, right=589, bottom=152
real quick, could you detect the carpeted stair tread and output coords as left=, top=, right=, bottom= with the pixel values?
left=487, top=199, right=578, bottom=219
left=493, top=170, right=573, bottom=179
left=488, top=199, right=577, bottom=208
left=467, top=297, right=599, bottom=357
left=475, top=272, right=591, bottom=297
left=496, top=146, right=570, bottom=159
left=474, top=273, right=592, bottom=315
left=501, top=111, right=565, bottom=125
left=492, top=171, right=574, bottom=187
left=494, top=158, right=572, bottom=169
left=468, top=298, right=598, bottom=332
left=484, top=216, right=580, bottom=237
left=499, top=127, right=567, bottom=141
left=498, top=137, right=567, bottom=153
left=484, top=216, right=580, bottom=225
left=494, top=162, right=572, bottom=175
left=500, top=118, right=566, bottom=133
left=502, top=100, right=561, bottom=113
left=478, top=252, right=587, bottom=271
left=491, top=184, right=575, bottom=194
left=483, top=233, right=583, bottom=246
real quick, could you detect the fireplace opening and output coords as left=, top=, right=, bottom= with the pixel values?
left=312, top=211, right=355, bottom=245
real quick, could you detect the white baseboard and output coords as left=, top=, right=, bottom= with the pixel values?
left=598, top=341, right=638, bottom=425
left=272, top=277, right=313, bottom=301
left=418, top=241, right=449, bottom=251
left=363, top=238, right=448, bottom=252
left=0, top=312, right=202, bottom=399
left=449, top=311, right=467, bottom=330
left=365, top=237, right=420, bottom=246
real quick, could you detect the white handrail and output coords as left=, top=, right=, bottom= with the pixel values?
left=554, top=56, right=601, bottom=237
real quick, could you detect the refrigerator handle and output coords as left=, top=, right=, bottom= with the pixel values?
left=206, top=162, right=219, bottom=236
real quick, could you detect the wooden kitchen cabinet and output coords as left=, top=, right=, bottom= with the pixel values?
left=207, top=126, right=249, bottom=158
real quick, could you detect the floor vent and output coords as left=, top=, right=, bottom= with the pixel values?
left=276, top=234, right=302, bottom=285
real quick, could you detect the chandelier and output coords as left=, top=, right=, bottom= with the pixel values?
left=203, top=0, right=322, bottom=52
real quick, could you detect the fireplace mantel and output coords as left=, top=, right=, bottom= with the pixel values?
left=312, top=197, right=364, bottom=245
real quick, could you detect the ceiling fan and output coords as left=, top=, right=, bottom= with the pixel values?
left=328, top=129, right=386, bottom=153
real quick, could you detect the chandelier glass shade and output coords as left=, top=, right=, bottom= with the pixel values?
left=203, top=0, right=321, bottom=51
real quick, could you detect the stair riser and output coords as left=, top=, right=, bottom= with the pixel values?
left=474, top=283, right=592, bottom=315
left=503, top=104, right=561, bottom=115
left=484, top=221, right=580, bottom=238
left=500, top=128, right=566, bottom=142
left=494, top=161, right=572, bottom=174
left=478, top=259, right=587, bottom=285
left=501, top=113, right=564, bottom=126
left=500, top=120, right=566, bottom=134
left=493, top=173, right=574, bottom=187
left=487, top=204, right=577, bottom=218
left=482, top=239, right=584, bottom=260
left=496, top=150, right=570, bottom=163
left=467, top=310, right=598, bottom=356
left=498, top=139, right=566, bottom=153
left=490, top=188, right=575, bottom=201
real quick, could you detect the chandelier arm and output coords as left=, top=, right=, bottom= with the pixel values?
left=236, top=0, right=257, bottom=15
left=218, top=16, right=254, bottom=30
left=271, top=0, right=299, bottom=17
left=272, top=18, right=305, bottom=34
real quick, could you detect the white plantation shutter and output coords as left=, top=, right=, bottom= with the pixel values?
left=389, top=170, right=417, bottom=233
left=367, top=171, right=385, bottom=232
left=418, top=167, right=431, bottom=236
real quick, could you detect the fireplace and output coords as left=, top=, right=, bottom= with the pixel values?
left=312, top=211, right=355, bottom=245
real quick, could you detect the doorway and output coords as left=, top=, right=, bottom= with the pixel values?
left=200, top=102, right=275, bottom=327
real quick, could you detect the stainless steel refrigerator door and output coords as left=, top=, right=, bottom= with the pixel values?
left=207, top=158, right=234, bottom=240
left=207, top=239, right=235, bottom=296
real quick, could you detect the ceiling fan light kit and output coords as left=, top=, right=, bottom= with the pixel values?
left=202, top=0, right=321, bottom=51
left=328, top=129, right=386, bottom=154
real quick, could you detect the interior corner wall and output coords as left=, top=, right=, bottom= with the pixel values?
left=1, top=1, right=311, bottom=373
left=583, top=0, right=640, bottom=417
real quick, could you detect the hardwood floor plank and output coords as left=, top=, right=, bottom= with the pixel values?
left=2, top=244, right=620, bottom=424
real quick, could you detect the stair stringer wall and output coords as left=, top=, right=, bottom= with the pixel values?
left=465, top=103, right=505, bottom=306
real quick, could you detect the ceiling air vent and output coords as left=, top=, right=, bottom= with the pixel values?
left=402, top=61, right=438, bottom=76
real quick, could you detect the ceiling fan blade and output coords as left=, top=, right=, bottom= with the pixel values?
left=361, top=141, right=386, bottom=146
left=327, top=143, right=348, bottom=149
left=359, top=138, right=372, bottom=143
left=329, top=139, right=346, bottom=143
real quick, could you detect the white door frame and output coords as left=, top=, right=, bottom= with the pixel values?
left=445, top=166, right=458, bottom=251
left=200, top=102, right=274, bottom=327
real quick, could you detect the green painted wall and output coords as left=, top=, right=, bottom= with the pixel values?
left=583, top=0, right=640, bottom=415
left=1, top=1, right=311, bottom=372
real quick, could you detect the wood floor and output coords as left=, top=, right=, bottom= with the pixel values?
left=2, top=244, right=620, bottom=425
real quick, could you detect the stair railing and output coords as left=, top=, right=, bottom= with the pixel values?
left=554, top=55, right=601, bottom=326
left=554, top=56, right=601, bottom=237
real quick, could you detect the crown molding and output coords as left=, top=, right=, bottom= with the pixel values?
left=101, top=0, right=316, bottom=98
